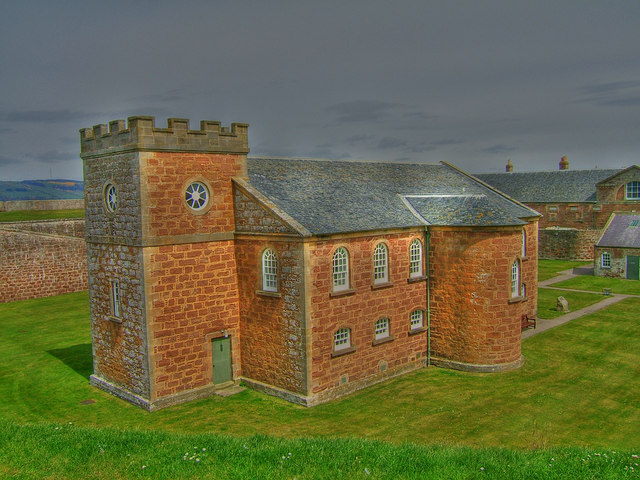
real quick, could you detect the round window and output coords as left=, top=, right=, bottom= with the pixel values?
left=185, top=181, right=209, bottom=211
left=104, top=184, right=118, bottom=213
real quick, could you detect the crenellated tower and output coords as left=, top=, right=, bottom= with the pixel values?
left=81, top=116, right=248, bottom=410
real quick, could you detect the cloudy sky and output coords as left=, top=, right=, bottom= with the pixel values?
left=1, top=1, right=639, bottom=181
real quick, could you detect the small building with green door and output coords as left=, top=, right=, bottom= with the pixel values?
left=594, top=213, right=640, bottom=280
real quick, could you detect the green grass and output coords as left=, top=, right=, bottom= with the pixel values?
left=538, top=259, right=592, bottom=282
left=1, top=292, right=640, bottom=477
left=1, top=422, right=637, bottom=480
left=0, top=208, right=84, bottom=222
left=536, top=288, right=605, bottom=319
left=550, top=275, right=640, bottom=296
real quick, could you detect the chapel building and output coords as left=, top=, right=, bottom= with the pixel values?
left=80, top=116, right=539, bottom=410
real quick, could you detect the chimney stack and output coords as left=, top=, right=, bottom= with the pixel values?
left=559, top=155, right=569, bottom=170
left=506, top=158, right=514, bottom=173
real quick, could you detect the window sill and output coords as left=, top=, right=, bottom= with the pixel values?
left=331, top=346, right=356, bottom=358
left=107, top=316, right=122, bottom=324
left=521, top=256, right=529, bottom=262
left=508, top=296, right=524, bottom=304
left=330, top=288, right=356, bottom=298
left=372, top=335, right=395, bottom=346
left=371, top=282, right=393, bottom=291
left=408, top=327, right=427, bottom=336
left=256, top=290, right=281, bottom=298
left=407, top=275, right=428, bottom=283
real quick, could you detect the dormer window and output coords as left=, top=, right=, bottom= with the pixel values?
left=626, top=181, right=640, bottom=200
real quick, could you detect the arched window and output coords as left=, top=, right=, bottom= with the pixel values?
left=522, top=228, right=527, bottom=257
left=332, top=247, right=349, bottom=291
left=410, top=309, right=424, bottom=330
left=626, top=181, right=640, bottom=200
left=601, top=251, right=611, bottom=269
left=511, top=260, right=520, bottom=298
left=409, top=239, right=423, bottom=277
left=373, top=243, right=388, bottom=284
left=334, top=328, right=351, bottom=351
left=374, top=318, right=390, bottom=340
left=262, top=249, right=278, bottom=292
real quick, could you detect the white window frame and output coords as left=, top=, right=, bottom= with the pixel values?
left=626, top=181, right=640, bottom=200
left=111, top=280, right=121, bottom=318
left=601, top=251, right=611, bottom=269
left=332, top=247, right=349, bottom=291
left=409, top=239, right=423, bottom=277
left=374, top=318, right=390, bottom=340
left=373, top=243, right=388, bottom=284
left=185, top=181, right=210, bottom=211
left=410, top=310, right=424, bottom=330
left=262, top=249, right=278, bottom=292
left=334, top=328, right=351, bottom=351
left=511, top=260, right=520, bottom=298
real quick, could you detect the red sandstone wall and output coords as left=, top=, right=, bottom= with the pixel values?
left=146, top=240, right=241, bottom=400
left=140, top=152, right=245, bottom=239
left=429, top=223, right=537, bottom=366
left=237, top=238, right=307, bottom=394
left=307, top=231, right=428, bottom=400
left=0, top=229, right=87, bottom=303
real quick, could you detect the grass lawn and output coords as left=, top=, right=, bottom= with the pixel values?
left=0, top=208, right=84, bottom=222
left=538, top=259, right=592, bottom=282
left=550, top=275, right=640, bottom=296
left=536, top=288, right=605, bottom=319
left=1, top=292, right=639, bottom=478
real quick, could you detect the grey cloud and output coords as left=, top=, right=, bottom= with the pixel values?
left=483, top=144, right=517, bottom=155
left=327, top=100, right=399, bottom=123
left=432, top=139, right=464, bottom=146
left=28, top=150, right=75, bottom=163
left=376, top=137, right=407, bottom=150
left=0, top=127, right=16, bottom=133
left=127, top=89, right=185, bottom=104
left=5, top=110, right=93, bottom=123
left=403, top=111, right=437, bottom=122
left=0, top=155, right=20, bottom=166
left=578, top=80, right=640, bottom=107
left=345, top=134, right=374, bottom=144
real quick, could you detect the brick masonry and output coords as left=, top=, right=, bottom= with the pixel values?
left=430, top=222, right=538, bottom=366
left=0, top=220, right=87, bottom=303
left=305, top=231, right=430, bottom=404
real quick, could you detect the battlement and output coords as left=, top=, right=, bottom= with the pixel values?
left=80, top=116, right=249, bottom=157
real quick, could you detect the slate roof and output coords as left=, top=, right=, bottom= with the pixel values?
left=597, top=213, right=640, bottom=248
left=246, top=157, right=538, bottom=235
left=475, top=169, right=621, bottom=203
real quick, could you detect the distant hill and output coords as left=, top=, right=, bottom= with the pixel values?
left=0, top=180, right=84, bottom=201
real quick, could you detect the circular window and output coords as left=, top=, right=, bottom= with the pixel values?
left=104, top=184, right=118, bottom=213
left=185, top=181, right=209, bottom=211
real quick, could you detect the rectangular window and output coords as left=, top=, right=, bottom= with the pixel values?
left=547, top=205, right=558, bottom=212
left=334, top=328, right=351, bottom=351
left=374, top=318, right=390, bottom=340
left=601, top=252, right=611, bottom=269
left=111, top=280, right=121, bottom=318
left=626, top=181, right=640, bottom=200
left=410, top=310, right=424, bottom=330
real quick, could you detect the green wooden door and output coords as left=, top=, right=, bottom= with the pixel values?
left=212, top=337, right=232, bottom=384
left=627, top=256, right=640, bottom=280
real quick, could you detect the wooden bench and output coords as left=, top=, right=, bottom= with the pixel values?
left=521, top=314, right=537, bottom=331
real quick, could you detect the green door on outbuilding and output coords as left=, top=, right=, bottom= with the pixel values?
left=212, top=337, right=232, bottom=384
left=627, top=255, right=640, bottom=280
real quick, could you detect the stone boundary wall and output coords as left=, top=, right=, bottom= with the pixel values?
left=539, top=228, right=600, bottom=260
left=0, top=199, right=84, bottom=212
left=0, top=221, right=88, bottom=303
